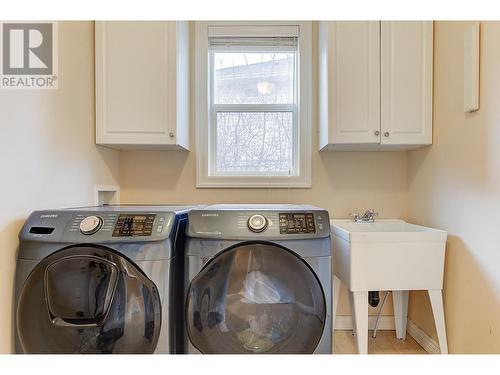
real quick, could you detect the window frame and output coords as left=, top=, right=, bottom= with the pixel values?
left=195, top=21, right=312, bottom=188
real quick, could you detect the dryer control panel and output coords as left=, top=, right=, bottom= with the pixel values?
left=187, top=205, right=330, bottom=240
left=279, top=213, right=316, bottom=234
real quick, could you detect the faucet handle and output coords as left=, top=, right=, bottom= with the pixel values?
left=364, top=209, right=378, bottom=222
left=350, top=212, right=361, bottom=222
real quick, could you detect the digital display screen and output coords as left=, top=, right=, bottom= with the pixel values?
left=113, top=214, right=156, bottom=237
left=279, top=213, right=316, bottom=234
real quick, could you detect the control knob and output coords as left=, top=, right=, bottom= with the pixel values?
left=247, top=214, right=268, bottom=233
left=80, top=215, right=103, bottom=235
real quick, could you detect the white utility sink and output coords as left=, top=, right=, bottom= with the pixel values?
left=332, top=219, right=446, bottom=240
left=330, top=219, right=448, bottom=354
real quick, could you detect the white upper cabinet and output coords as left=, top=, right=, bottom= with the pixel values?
left=380, top=21, right=433, bottom=146
left=95, top=21, right=190, bottom=150
left=319, top=21, right=433, bottom=151
left=319, top=21, right=380, bottom=148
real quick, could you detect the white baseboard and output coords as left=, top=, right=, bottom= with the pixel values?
left=407, top=320, right=441, bottom=354
left=334, top=316, right=441, bottom=354
left=334, top=315, right=396, bottom=330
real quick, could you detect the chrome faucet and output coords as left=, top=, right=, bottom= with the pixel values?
left=351, top=209, right=378, bottom=223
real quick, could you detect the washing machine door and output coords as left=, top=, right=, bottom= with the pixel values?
left=17, top=245, right=161, bottom=353
left=186, top=242, right=326, bottom=353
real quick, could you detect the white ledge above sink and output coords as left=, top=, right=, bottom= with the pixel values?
left=330, top=219, right=447, bottom=243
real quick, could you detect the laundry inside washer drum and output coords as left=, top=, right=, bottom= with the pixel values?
left=186, top=244, right=326, bottom=354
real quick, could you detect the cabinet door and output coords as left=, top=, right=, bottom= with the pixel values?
left=95, top=21, right=189, bottom=149
left=319, top=21, right=380, bottom=148
left=381, top=21, right=433, bottom=146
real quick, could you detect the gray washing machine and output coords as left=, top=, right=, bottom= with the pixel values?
left=183, top=204, right=332, bottom=354
left=14, top=205, right=197, bottom=354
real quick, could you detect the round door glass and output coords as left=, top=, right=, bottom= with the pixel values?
left=186, top=243, right=326, bottom=353
left=17, top=246, right=161, bottom=354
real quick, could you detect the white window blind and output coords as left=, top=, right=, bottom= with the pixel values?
left=209, top=36, right=298, bottom=52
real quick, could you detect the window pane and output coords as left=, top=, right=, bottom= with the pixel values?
left=213, top=53, right=295, bottom=104
left=216, top=112, right=294, bottom=174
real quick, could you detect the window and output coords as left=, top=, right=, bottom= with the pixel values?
left=195, top=23, right=312, bottom=188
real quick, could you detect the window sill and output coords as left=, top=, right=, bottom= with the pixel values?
left=196, top=175, right=312, bottom=189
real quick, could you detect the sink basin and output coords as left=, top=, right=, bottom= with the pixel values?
left=331, top=219, right=447, bottom=243
left=330, top=219, right=449, bottom=354
left=330, top=219, right=447, bottom=291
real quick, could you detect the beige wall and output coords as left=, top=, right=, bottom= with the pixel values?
left=0, top=22, right=120, bottom=353
left=120, top=22, right=409, bottom=317
left=408, top=21, right=500, bottom=353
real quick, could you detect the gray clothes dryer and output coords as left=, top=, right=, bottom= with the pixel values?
left=15, top=205, right=197, bottom=354
left=183, top=204, right=332, bottom=354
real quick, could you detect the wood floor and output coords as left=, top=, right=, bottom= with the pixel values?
left=333, top=330, right=427, bottom=354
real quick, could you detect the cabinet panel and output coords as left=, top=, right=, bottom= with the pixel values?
left=381, top=21, right=433, bottom=146
left=319, top=21, right=380, bottom=148
left=104, top=22, right=167, bottom=135
left=96, top=21, right=189, bottom=150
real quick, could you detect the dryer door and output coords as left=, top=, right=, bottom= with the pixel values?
left=17, top=245, right=161, bottom=353
left=186, top=242, right=326, bottom=353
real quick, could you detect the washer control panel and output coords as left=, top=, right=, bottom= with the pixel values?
left=67, top=212, right=169, bottom=240
left=79, top=215, right=103, bottom=235
left=279, top=212, right=316, bottom=234
left=112, top=214, right=156, bottom=237
left=70, top=213, right=118, bottom=234
left=22, top=209, right=180, bottom=243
